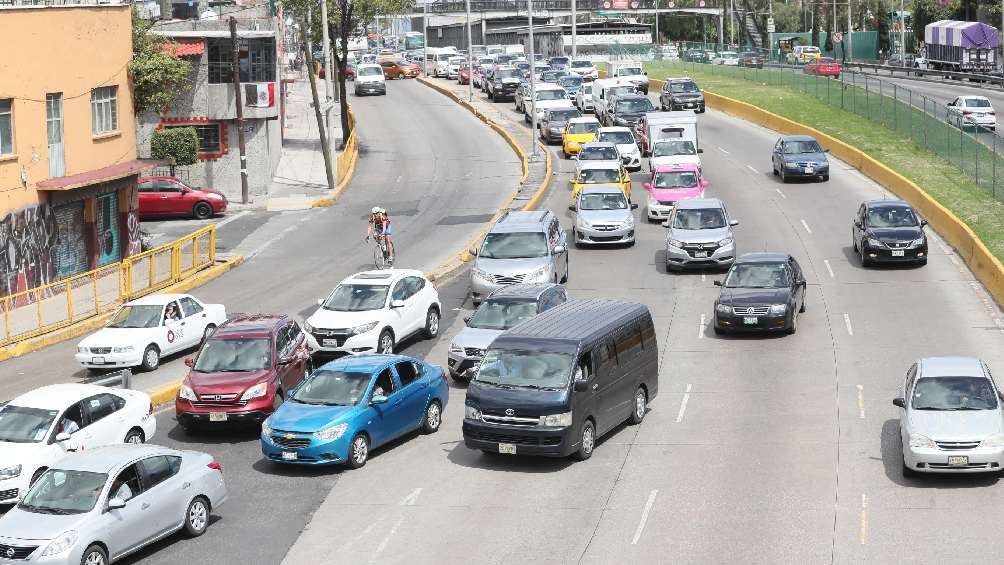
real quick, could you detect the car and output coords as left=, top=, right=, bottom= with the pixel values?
left=469, top=210, right=569, bottom=304
left=458, top=63, right=471, bottom=84
left=137, top=177, right=227, bottom=220
left=946, top=95, right=997, bottom=130
left=525, top=83, right=573, bottom=124
left=175, top=314, right=311, bottom=432
left=530, top=62, right=550, bottom=81
left=712, top=252, right=807, bottom=334
left=739, top=51, right=764, bottom=68
left=260, top=354, right=448, bottom=468
left=852, top=199, right=929, bottom=267
left=573, top=142, right=622, bottom=175
left=663, top=198, right=738, bottom=270
left=787, top=45, right=821, bottom=64
left=447, top=55, right=466, bottom=79
left=713, top=51, right=740, bottom=65
left=649, top=138, right=702, bottom=172
left=894, top=357, right=1004, bottom=475
left=660, top=77, right=705, bottom=112
left=771, top=135, right=830, bottom=182
left=514, top=82, right=532, bottom=113
left=447, top=283, right=568, bottom=381
left=557, top=75, right=584, bottom=98
left=354, top=63, right=386, bottom=95
left=538, top=107, right=583, bottom=145
left=606, top=93, right=655, bottom=128
left=0, top=384, right=157, bottom=505
left=575, top=82, right=594, bottom=112
left=596, top=126, right=642, bottom=171
left=75, top=293, right=227, bottom=372
left=803, top=57, right=841, bottom=78
left=683, top=49, right=711, bottom=63
left=379, top=59, right=419, bottom=79
left=548, top=56, right=570, bottom=71
left=0, top=444, right=226, bottom=564
left=561, top=116, right=600, bottom=156
left=570, top=162, right=632, bottom=204
left=569, top=59, right=598, bottom=80
left=569, top=185, right=638, bottom=247
left=304, top=269, right=441, bottom=356
left=540, top=70, right=568, bottom=84
left=643, top=163, right=708, bottom=220
left=486, top=66, right=522, bottom=101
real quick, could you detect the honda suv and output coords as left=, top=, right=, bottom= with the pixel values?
left=470, top=210, right=569, bottom=304
left=664, top=198, right=738, bottom=270
left=660, top=77, right=705, bottom=113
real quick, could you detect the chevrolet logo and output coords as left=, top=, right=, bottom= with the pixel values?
left=505, top=409, right=515, bottom=416
left=285, top=433, right=295, bottom=439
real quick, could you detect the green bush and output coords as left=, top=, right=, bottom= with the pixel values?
left=150, top=127, right=199, bottom=166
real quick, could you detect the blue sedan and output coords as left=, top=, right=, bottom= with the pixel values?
left=260, top=354, right=449, bottom=468
left=771, top=134, right=830, bottom=182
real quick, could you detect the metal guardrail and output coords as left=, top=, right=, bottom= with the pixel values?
left=419, top=0, right=698, bottom=12
left=90, top=368, right=133, bottom=390
left=842, top=61, right=1004, bottom=88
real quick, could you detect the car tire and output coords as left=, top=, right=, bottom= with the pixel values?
left=713, top=325, right=724, bottom=335
left=860, top=246, right=870, bottom=268
left=348, top=434, right=369, bottom=469
left=183, top=496, right=210, bottom=537
left=772, top=165, right=778, bottom=176
left=423, top=307, right=440, bottom=339
left=917, top=258, right=928, bottom=267
left=80, top=545, right=109, bottom=565
left=202, top=324, right=216, bottom=345
left=272, top=390, right=284, bottom=412
left=573, top=420, right=595, bottom=461
left=422, top=400, right=442, bottom=434
left=852, top=234, right=859, bottom=252
left=29, top=467, right=47, bottom=487
left=800, top=297, right=806, bottom=313
left=561, top=257, right=569, bottom=283
left=821, top=174, right=830, bottom=182
left=397, top=72, right=404, bottom=79
left=902, top=457, right=918, bottom=477
left=629, top=387, right=647, bottom=425
left=140, top=345, right=160, bottom=372
left=124, top=428, right=145, bottom=444
left=779, top=169, right=786, bottom=183
left=377, top=330, right=395, bottom=354
left=786, top=311, right=798, bottom=335
left=193, top=201, right=213, bottom=220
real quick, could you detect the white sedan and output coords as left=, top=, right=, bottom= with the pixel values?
left=0, top=383, right=157, bottom=505
left=76, top=293, right=227, bottom=371
left=947, top=95, right=997, bottom=130
left=304, top=269, right=442, bottom=355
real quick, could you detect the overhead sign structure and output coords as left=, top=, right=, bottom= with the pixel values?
left=560, top=33, right=652, bottom=45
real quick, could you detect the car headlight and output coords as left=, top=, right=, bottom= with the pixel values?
left=304, top=320, right=314, bottom=333
left=715, top=303, right=732, bottom=314
left=667, top=238, right=684, bottom=248
left=261, top=418, right=273, bottom=437
left=40, top=530, right=79, bottom=557
left=908, top=434, right=936, bottom=449
left=240, top=382, right=269, bottom=401
left=208, top=193, right=225, bottom=200
left=464, top=405, right=482, bottom=421
left=77, top=346, right=88, bottom=353
left=769, top=304, right=787, bottom=315
left=910, top=237, right=926, bottom=247
left=979, top=433, right=1004, bottom=449
left=350, top=322, right=378, bottom=336
left=717, top=237, right=734, bottom=247
left=314, top=422, right=349, bottom=441
left=449, top=342, right=464, bottom=354
left=0, top=464, right=21, bottom=480
left=179, top=385, right=197, bottom=402
left=112, top=345, right=134, bottom=353
left=539, top=411, right=573, bottom=427
left=625, top=215, right=635, bottom=227
left=866, top=237, right=885, bottom=248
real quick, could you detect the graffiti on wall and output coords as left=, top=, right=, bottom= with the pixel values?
left=0, top=204, right=59, bottom=300
left=54, top=203, right=88, bottom=280
left=126, top=188, right=141, bottom=257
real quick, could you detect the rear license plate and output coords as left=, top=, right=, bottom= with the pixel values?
left=891, top=250, right=905, bottom=257
left=743, top=317, right=758, bottom=325
left=282, top=451, right=298, bottom=461
left=209, top=412, right=228, bottom=422
left=694, top=251, right=709, bottom=258
left=685, top=103, right=695, bottom=108
left=948, top=455, right=969, bottom=466
left=804, top=166, right=814, bottom=174
left=322, top=339, right=339, bottom=347
left=91, top=357, right=105, bottom=364
left=498, top=443, right=516, bottom=455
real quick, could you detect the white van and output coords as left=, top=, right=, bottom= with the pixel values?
left=525, top=83, right=573, bottom=124
left=635, top=111, right=699, bottom=157
left=426, top=47, right=458, bottom=77
left=591, top=78, right=638, bottom=126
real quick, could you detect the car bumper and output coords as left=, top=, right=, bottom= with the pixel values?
left=575, top=225, right=634, bottom=245
left=463, top=420, right=574, bottom=457
left=176, top=398, right=274, bottom=427
left=305, top=330, right=379, bottom=354
left=0, top=535, right=86, bottom=564
left=355, top=83, right=386, bottom=94
left=666, top=243, right=736, bottom=268
left=862, top=244, right=928, bottom=263
left=0, top=475, right=29, bottom=505
left=904, top=445, right=1004, bottom=473
left=74, top=350, right=144, bottom=369
left=715, top=312, right=792, bottom=332
left=447, top=351, right=482, bottom=378
left=961, top=116, right=997, bottom=127
left=647, top=202, right=675, bottom=221
left=669, top=100, right=704, bottom=111
left=261, top=432, right=351, bottom=466
left=782, top=164, right=829, bottom=178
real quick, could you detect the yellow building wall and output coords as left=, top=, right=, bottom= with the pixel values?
left=0, top=4, right=137, bottom=214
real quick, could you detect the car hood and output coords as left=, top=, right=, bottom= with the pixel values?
left=0, top=506, right=89, bottom=541
left=564, top=133, right=596, bottom=143
left=475, top=256, right=551, bottom=276
left=867, top=227, right=923, bottom=242
left=718, top=287, right=791, bottom=305
left=79, top=327, right=154, bottom=347
left=782, top=152, right=827, bottom=164
left=466, top=380, right=569, bottom=418
left=908, top=409, right=1003, bottom=440
left=453, top=326, right=504, bottom=349
left=187, top=369, right=272, bottom=391
left=615, top=143, right=640, bottom=155
left=535, top=100, right=573, bottom=111
left=647, top=186, right=703, bottom=202
left=578, top=209, right=632, bottom=224
left=650, top=155, right=700, bottom=168
left=668, top=226, right=731, bottom=244
left=307, top=308, right=383, bottom=331
left=268, top=402, right=356, bottom=433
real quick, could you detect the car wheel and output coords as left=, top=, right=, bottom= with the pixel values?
left=860, top=246, right=870, bottom=267
left=713, top=325, right=724, bottom=335
left=561, top=257, right=569, bottom=283
left=140, top=345, right=160, bottom=372
left=917, top=258, right=928, bottom=267
left=821, top=174, right=829, bottom=182
left=183, top=496, right=210, bottom=537
left=202, top=324, right=216, bottom=345
left=398, top=72, right=404, bottom=79
left=348, top=434, right=369, bottom=468
left=786, top=311, right=798, bottom=335
left=193, top=201, right=213, bottom=220
left=902, top=457, right=918, bottom=477
left=573, top=420, right=595, bottom=461
left=779, top=169, right=786, bottom=183
left=629, top=387, right=647, bottom=425
left=852, top=234, right=859, bottom=252
left=772, top=164, right=778, bottom=176
left=124, top=428, right=145, bottom=444
left=377, top=330, right=395, bottom=354
left=423, top=307, right=440, bottom=339
left=80, top=545, right=109, bottom=565
left=29, top=467, right=47, bottom=487
left=800, top=297, right=806, bottom=313
left=422, top=401, right=442, bottom=434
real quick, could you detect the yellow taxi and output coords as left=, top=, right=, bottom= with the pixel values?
left=562, top=116, right=601, bottom=158
left=569, top=162, right=632, bottom=204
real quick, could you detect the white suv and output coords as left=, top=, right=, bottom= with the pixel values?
left=354, top=64, right=386, bottom=96
left=304, top=269, right=442, bottom=355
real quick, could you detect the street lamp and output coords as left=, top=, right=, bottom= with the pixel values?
left=528, top=0, right=538, bottom=160
left=571, top=0, right=577, bottom=58
left=466, top=0, right=474, bottom=101
left=423, top=1, right=428, bottom=76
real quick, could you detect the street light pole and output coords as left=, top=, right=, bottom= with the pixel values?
left=423, top=2, right=429, bottom=75
left=528, top=0, right=538, bottom=160
left=320, top=0, right=336, bottom=153
left=654, top=0, right=659, bottom=47
left=847, top=0, right=853, bottom=61
left=899, top=0, right=906, bottom=65
left=466, top=0, right=474, bottom=101
left=571, top=0, right=577, bottom=58
left=729, top=0, right=734, bottom=47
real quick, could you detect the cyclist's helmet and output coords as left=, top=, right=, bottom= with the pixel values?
left=371, top=206, right=381, bottom=214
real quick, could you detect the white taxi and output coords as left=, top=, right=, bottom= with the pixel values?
left=0, top=383, right=156, bottom=504
left=75, top=293, right=227, bottom=371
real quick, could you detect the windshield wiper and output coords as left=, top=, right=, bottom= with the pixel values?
left=912, top=406, right=945, bottom=410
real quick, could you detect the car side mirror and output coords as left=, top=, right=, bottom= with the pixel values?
left=713, top=280, right=723, bottom=287
left=920, top=219, right=928, bottom=226
left=371, top=394, right=388, bottom=405
left=700, top=180, right=710, bottom=188
left=644, top=182, right=653, bottom=190
left=553, top=244, right=567, bottom=255
left=892, top=397, right=905, bottom=408
left=573, top=379, right=589, bottom=392
left=568, top=205, right=576, bottom=212
left=184, top=358, right=194, bottom=368
left=390, top=299, right=405, bottom=308
left=697, top=148, right=704, bottom=153
left=853, top=220, right=862, bottom=228
left=107, top=498, right=127, bottom=511
left=463, top=315, right=472, bottom=324
left=55, top=432, right=72, bottom=443
left=630, top=203, right=639, bottom=210
left=729, top=220, right=739, bottom=226
left=469, top=247, right=478, bottom=256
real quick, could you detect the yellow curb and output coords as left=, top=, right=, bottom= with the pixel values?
left=149, top=381, right=183, bottom=407
left=313, top=106, right=360, bottom=208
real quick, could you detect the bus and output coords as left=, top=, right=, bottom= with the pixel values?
left=402, top=31, right=425, bottom=51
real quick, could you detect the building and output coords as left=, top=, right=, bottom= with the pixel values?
left=138, top=3, right=285, bottom=201
left=0, top=0, right=152, bottom=299
left=487, top=21, right=653, bottom=57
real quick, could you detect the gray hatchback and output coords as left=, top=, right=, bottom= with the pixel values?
left=664, top=198, right=738, bottom=270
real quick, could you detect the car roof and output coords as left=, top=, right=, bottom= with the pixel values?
left=864, top=199, right=912, bottom=209
left=735, top=252, right=790, bottom=264
left=568, top=117, right=600, bottom=124
left=675, top=197, right=725, bottom=210
left=55, top=444, right=179, bottom=473
left=214, top=313, right=288, bottom=337
left=317, top=353, right=417, bottom=373
left=598, top=127, right=632, bottom=133
left=11, top=383, right=124, bottom=409
left=668, top=77, right=695, bottom=82
left=490, top=210, right=551, bottom=233
left=918, top=357, right=986, bottom=378
left=580, top=141, right=617, bottom=149
left=614, top=94, right=648, bottom=101
left=580, top=185, right=625, bottom=195
left=125, top=293, right=192, bottom=306
left=653, top=162, right=700, bottom=172
left=487, top=283, right=558, bottom=300
left=342, top=268, right=423, bottom=286
left=499, top=299, right=649, bottom=344
left=578, top=161, right=621, bottom=170
left=780, top=134, right=818, bottom=142
left=960, top=95, right=991, bottom=101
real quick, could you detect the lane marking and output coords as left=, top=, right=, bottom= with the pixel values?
left=800, top=219, right=813, bottom=234
left=775, top=188, right=787, bottom=199
left=717, top=146, right=730, bottom=154
left=859, top=494, right=868, bottom=545
left=857, top=384, right=865, bottom=419
left=823, top=259, right=835, bottom=279
left=245, top=224, right=299, bottom=260
left=937, top=240, right=951, bottom=254
left=400, top=488, right=422, bottom=506
left=746, top=164, right=759, bottom=174
left=371, top=515, right=405, bottom=561
left=698, top=314, right=706, bottom=339
left=701, top=272, right=706, bottom=282
left=214, top=210, right=250, bottom=229
left=631, top=489, right=659, bottom=545
left=949, top=254, right=961, bottom=267
left=675, top=384, right=693, bottom=423
left=843, top=313, right=854, bottom=336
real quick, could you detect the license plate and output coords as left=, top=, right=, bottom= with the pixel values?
left=891, top=250, right=905, bottom=257
left=804, top=167, right=814, bottom=174
left=694, top=251, right=708, bottom=258
left=322, top=339, right=339, bottom=347
left=743, top=317, right=758, bottom=325
left=282, top=451, right=298, bottom=461
left=948, top=455, right=969, bottom=466
left=209, top=412, right=228, bottom=422
left=685, top=104, right=695, bottom=108
left=498, top=443, right=516, bottom=455
left=91, top=356, right=105, bottom=364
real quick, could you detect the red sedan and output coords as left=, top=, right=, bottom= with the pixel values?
left=458, top=64, right=471, bottom=84
left=803, top=57, right=841, bottom=78
left=138, top=176, right=227, bottom=220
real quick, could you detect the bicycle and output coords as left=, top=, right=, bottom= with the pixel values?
left=369, top=234, right=394, bottom=269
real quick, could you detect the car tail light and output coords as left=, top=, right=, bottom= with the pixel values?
left=989, top=111, right=997, bottom=115
left=148, top=401, right=154, bottom=416
left=963, top=111, right=973, bottom=116
left=208, top=461, right=222, bottom=473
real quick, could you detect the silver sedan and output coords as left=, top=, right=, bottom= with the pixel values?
left=0, top=444, right=226, bottom=565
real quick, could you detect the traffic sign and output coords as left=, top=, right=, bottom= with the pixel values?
left=767, top=23, right=775, bottom=33
left=833, top=31, right=843, bottom=44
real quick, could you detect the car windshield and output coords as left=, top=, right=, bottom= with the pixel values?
left=571, top=60, right=592, bottom=68
left=912, top=376, right=999, bottom=410
left=617, top=67, right=642, bottom=76
left=670, top=82, right=699, bottom=93
left=559, top=76, right=583, bottom=87
left=495, top=69, right=521, bottom=79
left=541, top=72, right=564, bottom=82
left=580, top=192, right=628, bottom=210
left=867, top=206, right=919, bottom=228
left=580, top=146, right=619, bottom=161
left=475, top=349, right=573, bottom=389
left=818, top=57, right=836, bottom=63
left=598, top=131, right=633, bottom=145
left=322, top=284, right=389, bottom=312
left=783, top=140, right=823, bottom=154
left=608, top=86, right=636, bottom=97
left=20, top=470, right=107, bottom=515
left=579, top=168, right=620, bottom=183
left=468, top=300, right=539, bottom=330
left=965, top=98, right=992, bottom=108
left=616, top=98, right=654, bottom=113
left=550, top=57, right=570, bottom=65
left=479, top=232, right=549, bottom=259
left=567, top=122, right=598, bottom=134
left=724, top=263, right=790, bottom=288
left=549, top=109, right=580, bottom=122
left=536, top=89, right=567, bottom=101
left=358, top=66, right=382, bottom=76
left=721, top=52, right=737, bottom=58
left=0, top=405, right=57, bottom=443
left=194, top=338, right=271, bottom=372
left=108, top=305, right=163, bottom=329
left=652, top=140, right=697, bottom=157
left=654, top=171, right=698, bottom=188
left=673, top=208, right=726, bottom=229
left=291, top=370, right=373, bottom=406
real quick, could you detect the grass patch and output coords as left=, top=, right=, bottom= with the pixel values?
left=645, top=61, right=1004, bottom=263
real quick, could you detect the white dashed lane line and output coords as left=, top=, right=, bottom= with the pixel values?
left=843, top=313, right=854, bottom=336
left=823, top=259, right=835, bottom=279
left=800, top=219, right=813, bottom=234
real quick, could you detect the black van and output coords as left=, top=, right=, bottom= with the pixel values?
left=462, top=299, right=659, bottom=460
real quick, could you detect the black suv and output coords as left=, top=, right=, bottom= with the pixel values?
left=607, top=94, right=655, bottom=128
left=661, top=78, right=706, bottom=113
left=487, top=66, right=522, bottom=102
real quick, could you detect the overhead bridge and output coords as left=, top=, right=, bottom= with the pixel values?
left=416, top=0, right=722, bottom=17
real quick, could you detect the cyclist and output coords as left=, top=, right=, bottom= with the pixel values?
left=365, top=206, right=394, bottom=261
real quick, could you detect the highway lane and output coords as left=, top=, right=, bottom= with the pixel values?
left=277, top=80, right=1004, bottom=563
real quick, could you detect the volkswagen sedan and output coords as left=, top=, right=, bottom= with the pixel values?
left=713, top=253, right=807, bottom=334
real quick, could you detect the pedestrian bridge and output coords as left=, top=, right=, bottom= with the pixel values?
left=416, top=0, right=722, bottom=17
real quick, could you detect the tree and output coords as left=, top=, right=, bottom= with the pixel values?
left=150, top=127, right=199, bottom=174
left=825, top=11, right=834, bottom=52
left=129, top=9, right=192, bottom=114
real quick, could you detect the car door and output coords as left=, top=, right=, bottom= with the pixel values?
left=277, top=321, right=309, bottom=392
left=391, top=360, right=430, bottom=433
left=177, top=296, right=209, bottom=349
left=788, top=257, right=806, bottom=311
left=367, top=368, right=398, bottom=446
left=853, top=204, right=867, bottom=249
left=136, top=455, right=186, bottom=536
left=156, top=180, right=188, bottom=216
left=772, top=139, right=783, bottom=170
left=161, top=300, right=186, bottom=354
left=137, top=181, right=158, bottom=217
left=105, top=462, right=150, bottom=559
left=80, top=393, right=126, bottom=446
left=51, top=401, right=88, bottom=452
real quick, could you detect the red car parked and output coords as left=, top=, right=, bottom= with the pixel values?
left=137, top=176, right=227, bottom=220
left=458, top=64, right=471, bottom=84
left=176, top=314, right=310, bottom=432
left=803, top=57, right=841, bottom=78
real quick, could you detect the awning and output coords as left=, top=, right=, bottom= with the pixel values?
left=37, top=159, right=167, bottom=191
left=162, top=39, right=205, bottom=57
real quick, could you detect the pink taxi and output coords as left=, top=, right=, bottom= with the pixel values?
left=643, top=163, right=709, bottom=222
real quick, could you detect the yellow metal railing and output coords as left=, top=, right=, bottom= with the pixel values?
left=0, top=225, right=217, bottom=348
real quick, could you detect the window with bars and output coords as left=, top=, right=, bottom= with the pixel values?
left=0, top=99, right=12, bottom=155
left=91, top=86, right=118, bottom=134
left=207, top=38, right=276, bottom=84
left=166, top=123, right=221, bottom=154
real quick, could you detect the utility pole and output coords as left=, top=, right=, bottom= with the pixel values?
left=527, top=0, right=538, bottom=160
left=654, top=0, right=659, bottom=47
left=899, top=0, right=906, bottom=65
left=571, top=0, right=577, bottom=58
left=730, top=0, right=734, bottom=47
left=229, top=17, right=250, bottom=204
left=301, top=24, right=336, bottom=192
left=423, top=2, right=429, bottom=75
left=321, top=0, right=337, bottom=150
left=466, top=0, right=474, bottom=101
left=847, top=0, right=853, bottom=61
